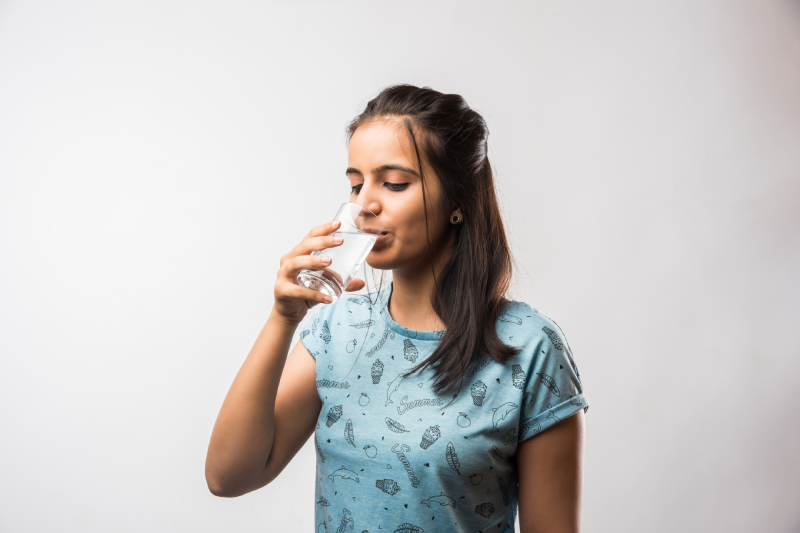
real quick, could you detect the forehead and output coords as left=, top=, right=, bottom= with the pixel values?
left=348, top=118, right=415, bottom=165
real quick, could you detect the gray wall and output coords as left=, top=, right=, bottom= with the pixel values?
left=1, top=1, right=798, bottom=531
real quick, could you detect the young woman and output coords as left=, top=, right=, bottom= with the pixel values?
left=206, top=85, right=589, bottom=533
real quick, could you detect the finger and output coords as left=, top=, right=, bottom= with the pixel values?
left=277, top=280, right=332, bottom=305
left=344, top=278, right=366, bottom=292
left=306, top=219, right=342, bottom=239
left=280, top=254, right=334, bottom=278
left=298, top=234, right=345, bottom=256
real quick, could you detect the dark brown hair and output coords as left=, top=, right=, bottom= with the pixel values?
left=347, top=84, right=521, bottom=402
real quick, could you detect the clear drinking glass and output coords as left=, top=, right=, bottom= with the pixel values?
left=296, top=202, right=382, bottom=303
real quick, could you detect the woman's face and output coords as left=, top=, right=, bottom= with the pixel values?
left=347, top=118, right=453, bottom=273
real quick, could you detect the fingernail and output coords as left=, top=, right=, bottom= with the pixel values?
left=333, top=236, right=343, bottom=243
left=321, top=256, right=331, bottom=264
left=323, top=296, right=332, bottom=303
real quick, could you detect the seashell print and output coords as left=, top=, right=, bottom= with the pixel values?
left=311, top=317, right=318, bottom=336
left=490, top=445, right=506, bottom=462
left=350, top=320, right=376, bottom=328
left=316, top=496, right=329, bottom=506
left=344, top=419, right=355, bottom=447
left=445, top=442, right=461, bottom=475
left=300, top=329, right=310, bottom=339
left=385, top=417, right=410, bottom=433
left=348, top=296, right=367, bottom=305
left=346, top=339, right=357, bottom=353
left=535, top=372, right=561, bottom=397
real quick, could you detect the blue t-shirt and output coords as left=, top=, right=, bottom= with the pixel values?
left=299, top=280, right=589, bottom=533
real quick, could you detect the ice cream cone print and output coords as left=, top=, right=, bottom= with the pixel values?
left=375, top=478, right=401, bottom=495
left=403, top=339, right=418, bottom=363
left=420, top=425, right=441, bottom=449
left=326, top=405, right=343, bottom=427
left=475, top=502, right=495, bottom=518
left=512, top=364, right=525, bottom=390
left=371, top=359, right=384, bottom=384
left=471, top=380, right=487, bottom=406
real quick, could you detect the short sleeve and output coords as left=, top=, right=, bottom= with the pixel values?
left=517, top=317, right=588, bottom=443
left=299, top=303, right=333, bottom=361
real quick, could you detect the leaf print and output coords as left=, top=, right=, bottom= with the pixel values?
left=344, top=419, right=355, bottom=447
left=542, top=325, right=564, bottom=351
left=535, top=372, right=561, bottom=397
left=350, top=320, right=376, bottom=328
left=384, top=417, right=410, bottom=433
left=320, top=320, right=332, bottom=344
left=446, top=442, right=461, bottom=475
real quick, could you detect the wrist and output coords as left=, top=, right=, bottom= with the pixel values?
left=268, top=308, right=303, bottom=330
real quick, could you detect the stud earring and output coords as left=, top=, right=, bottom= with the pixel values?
left=451, top=215, right=461, bottom=224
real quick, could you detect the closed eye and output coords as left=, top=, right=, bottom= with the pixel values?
left=351, top=183, right=409, bottom=194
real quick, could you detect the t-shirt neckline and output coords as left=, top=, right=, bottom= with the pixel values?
left=378, top=280, right=446, bottom=341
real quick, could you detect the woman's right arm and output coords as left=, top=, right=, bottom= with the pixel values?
left=204, top=220, right=346, bottom=497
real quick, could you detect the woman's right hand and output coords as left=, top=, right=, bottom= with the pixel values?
left=272, top=220, right=345, bottom=326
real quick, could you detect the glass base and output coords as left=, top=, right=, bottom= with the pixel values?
left=296, top=270, right=342, bottom=303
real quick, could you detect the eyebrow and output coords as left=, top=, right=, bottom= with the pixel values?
left=345, top=164, right=420, bottom=178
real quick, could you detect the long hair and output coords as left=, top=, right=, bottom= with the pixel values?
left=347, top=84, right=521, bottom=400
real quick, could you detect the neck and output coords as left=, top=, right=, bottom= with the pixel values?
left=387, top=232, right=456, bottom=332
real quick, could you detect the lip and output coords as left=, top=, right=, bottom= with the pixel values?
left=376, top=232, right=388, bottom=242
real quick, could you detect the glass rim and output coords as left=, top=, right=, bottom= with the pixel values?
left=339, top=202, right=383, bottom=234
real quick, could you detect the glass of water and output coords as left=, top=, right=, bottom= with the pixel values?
left=296, top=202, right=382, bottom=303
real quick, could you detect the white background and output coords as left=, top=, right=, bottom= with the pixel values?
left=1, top=1, right=799, bottom=531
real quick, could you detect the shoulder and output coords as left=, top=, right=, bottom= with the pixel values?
left=497, top=300, right=569, bottom=351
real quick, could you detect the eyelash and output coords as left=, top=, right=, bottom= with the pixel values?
left=350, top=183, right=409, bottom=194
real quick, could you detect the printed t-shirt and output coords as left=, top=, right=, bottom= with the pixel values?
left=299, top=280, right=589, bottom=533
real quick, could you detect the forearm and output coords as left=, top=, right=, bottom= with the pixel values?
left=205, top=309, right=298, bottom=495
